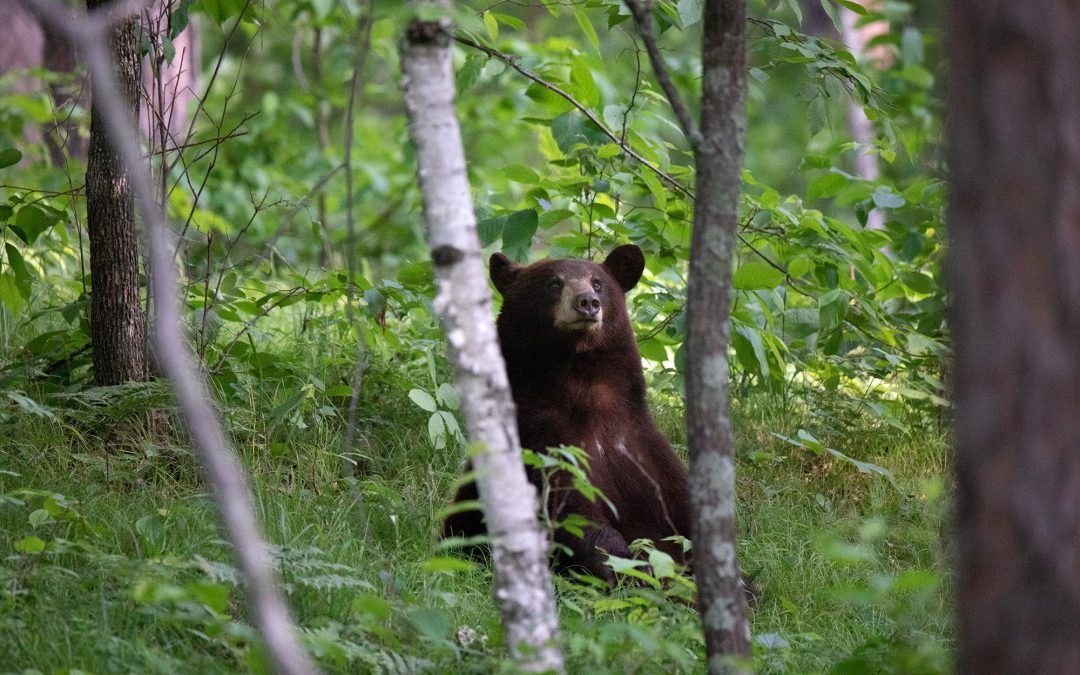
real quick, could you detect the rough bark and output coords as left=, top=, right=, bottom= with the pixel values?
left=686, top=0, right=752, bottom=670
left=85, top=0, right=145, bottom=385
left=400, top=17, right=564, bottom=674
left=27, top=3, right=317, bottom=673
left=949, top=2, right=1080, bottom=673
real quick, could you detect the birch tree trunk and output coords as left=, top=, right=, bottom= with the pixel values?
left=686, top=0, right=752, bottom=669
left=400, top=16, right=564, bottom=674
left=26, top=3, right=317, bottom=673
left=949, top=1, right=1080, bottom=672
left=85, top=0, right=146, bottom=385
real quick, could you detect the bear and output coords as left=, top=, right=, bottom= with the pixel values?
left=443, top=244, right=692, bottom=585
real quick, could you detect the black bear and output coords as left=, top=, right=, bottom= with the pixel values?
left=443, top=244, right=692, bottom=584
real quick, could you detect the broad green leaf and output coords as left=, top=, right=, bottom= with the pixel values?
left=788, top=255, right=813, bottom=278
left=677, top=0, right=703, bottom=27
left=871, top=186, right=905, bottom=209
left=13, top=205, right=49, bottom=245
left=733, top=262, right=785, bottom=290
left=501, top=209, right=538, bottom=251
left=428, top=412, right=447, bottom=449
left=0, top=273, right=24, bottom=313
left=15, top=535, right=46, bottom=554
left=808, top=172, right=849, bottom=201
left=0, top=147, right=21, bottom=169
left=482, top=11, right=498, bottom=41
left=550, top=111, right=608, bottom=152
left=409, top=608, right=452, bottom=641
left=436, top=383, right=459, bottom=410
left=570, top=55, right=600, bottom=108
left=5, top=244, right=31, bottom=299
left=408, top=388, right=437, bottom=412
left=456, top=53, right=486, bottom=95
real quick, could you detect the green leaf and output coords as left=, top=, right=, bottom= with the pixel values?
left=409, top=608, right=452, bottom=641
left=733, top=262, right=785, bottom=290
left=188, top=582, right=230, bottom=614
left=15, top=535, right=46, bottom=554
left=428, top=412, right=447, bottom=449
left=676, top=0, right=703, bottom=27
left=13, top=205, right=50, bottom=245
left=818, top=1, right=841, bottom=30
left=572, top=8, right=600, bottom=54
left=0, top=147, right=22, bottom=169
left=436, top=383, right=459, bottom=410
left=788, top=255, right=813, bottom=278
left=29, top=509, right=51, bottom=527
left=0, top=273, right=24, bottom=313
left=352, top=593, right=392, bottom=619
left=871, top=186, right=905, bottom=209
left=570, top=55, right=600, bottom=108
left=502, top=164, right=539, bottom=184
left=477, top=214, right=506, bottom=246
left=421, top=556, right=475, bottom=574
left=457, top=53, right=486, bottom=95
left=5, top=244, right=31, bottom=299
left=734, top=324, right=770, bottom=379
left=409, top=388, right=437, bottom=412
left=501, top=209, right=538, bottom=252
left=482, top=11, right=498, bottom=41
left=550, top=111, right=609, bottom=153
left=834, top=0, right=869, bottom=15
left=808, top=172, right=849, bottom=201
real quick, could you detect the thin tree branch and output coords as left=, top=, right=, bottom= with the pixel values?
left=624, top=0, right=702, bottom=148
left=20, top=2, right=317, bottom=673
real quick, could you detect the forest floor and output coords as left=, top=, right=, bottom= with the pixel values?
left=0, top=360, right=951, bottom=673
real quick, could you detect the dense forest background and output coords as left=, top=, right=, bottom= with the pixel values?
left=0, top=0, right=952, bottom=672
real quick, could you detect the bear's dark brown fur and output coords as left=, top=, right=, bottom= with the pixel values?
left=443, top=244, right=691, bottom=584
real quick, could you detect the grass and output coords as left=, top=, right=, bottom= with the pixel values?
left=0, top=342, right=951, bottom=673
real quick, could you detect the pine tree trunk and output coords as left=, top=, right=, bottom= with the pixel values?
left=949, top=2, right=1080, bottom=673
left=400, top=16, right=564, bottom=674
left=85, top=0, right=145, bottom=385
left=687, top=0, right=752, bottom=670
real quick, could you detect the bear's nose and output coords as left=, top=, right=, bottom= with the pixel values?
left=574, top=291, right=601, bottom=318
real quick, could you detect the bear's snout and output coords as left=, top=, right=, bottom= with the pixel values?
left=574, top=291, right=601, bottom=318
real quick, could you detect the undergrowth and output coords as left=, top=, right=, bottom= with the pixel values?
left=0, top=316, right=951, bottom=673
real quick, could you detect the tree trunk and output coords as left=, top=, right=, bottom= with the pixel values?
left=85, top=0, right=145, bottom=385
left=400, top=16, right=564, bottom=674
left=687, top=0, right=752, bottom=671
left=948, top=2, right=1080, bottom=673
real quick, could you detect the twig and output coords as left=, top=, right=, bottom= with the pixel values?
left=342, top=5, right=374, bottom=480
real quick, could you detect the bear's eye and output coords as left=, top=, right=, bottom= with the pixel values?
left=547, top=278, right=564, bottom=294
left=591, top=278, right=601, bottom=292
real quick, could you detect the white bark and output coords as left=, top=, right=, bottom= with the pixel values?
left=22, top=3, right=317, bottom=674
left=400, top=17, right=564, bottom=674
left=839, top=8, right=884, bottom=231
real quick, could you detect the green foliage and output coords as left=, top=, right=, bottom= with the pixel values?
left=0, top=0, right=951, bottom=670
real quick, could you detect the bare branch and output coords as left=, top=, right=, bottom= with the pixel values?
left=623, top=0, right=702, bottom=148
left=20, top=2, right=318, bottom=672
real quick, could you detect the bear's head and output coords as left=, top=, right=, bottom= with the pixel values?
left=490, top=244, right=645, bottom=354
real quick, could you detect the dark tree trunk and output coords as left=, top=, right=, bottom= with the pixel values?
left=949, top=2, right=1080, bottom=673
left=686, top=0, right=752, bottom=670
left=85, top=0, right=145, bottom=385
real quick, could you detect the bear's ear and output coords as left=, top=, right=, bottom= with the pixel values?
left=489, top=252, right=521, bottom=296
left=603, top=244, right=645, bottom=292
